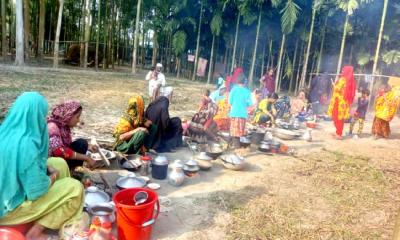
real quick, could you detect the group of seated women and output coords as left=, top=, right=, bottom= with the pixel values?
left=0, top=92, right=183, bottom=239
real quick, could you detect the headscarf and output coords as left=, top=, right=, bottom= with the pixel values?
left=0, top=92, right=49, bottom=217
left=145, top=96, right=171, bottom=149
left=145, top=96, right=170, bottom=132
left=47, top=100, right=82, bottom=147
left=341, top=66, right=356, bottom=105
left=113, top=95, right=145, bottom=138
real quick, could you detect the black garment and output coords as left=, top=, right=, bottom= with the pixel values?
left=68, top=138, right=88, bottom=170
left=145, top=97, right=183, bottom=152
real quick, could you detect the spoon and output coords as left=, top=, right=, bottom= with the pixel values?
left=134, top=191, right=148, bottom=206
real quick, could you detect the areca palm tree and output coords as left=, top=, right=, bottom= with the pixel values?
left=372, top=0, right=389, bottom=75
left=275, top=0, right=301, bottom=92
left=207, top=9, right=222, bottom=84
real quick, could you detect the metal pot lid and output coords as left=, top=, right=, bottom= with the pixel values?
left=116, top=173, right=146, bottom=189
left=196, top=152, right=212, bottom=161
left=185, top=159, right=199, bottom=167
left=153, top=155, right=168, bottom=165
left=84, top=186, right=110, bottom=207
left=223, top=154, right=244, bottom=165
left=183, top=165, right=200, bottom=172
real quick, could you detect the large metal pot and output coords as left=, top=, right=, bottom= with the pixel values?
left=250, top=131, right=265, bottom=145
left=152, top=155, right=169, bottom=180
left=87, top=202, right=115, bottom=223
left=274, top=128, right=300, bottom=140
left=221, top=154, right=246, bottom=171
left=258, top=141, right=271, bottom=152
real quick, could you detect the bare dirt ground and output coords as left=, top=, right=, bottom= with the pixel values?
left=1, top=64, right=400, bottom=239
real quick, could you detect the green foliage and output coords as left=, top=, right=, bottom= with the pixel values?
left=210, top=12, right=222, bottom=36
left=284, top=54, right=293, bottom=79
left=172, top=30, right=187, bottom=56
left=338, top=0, right=359, bottom=15
left=382, top=50, right=400, bottom=65
left=357, top=52, right=372, bottom=66
left=280, top=0, right=301, bottom=34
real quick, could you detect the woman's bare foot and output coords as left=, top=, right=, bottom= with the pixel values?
left=26, top=223, right=49, bottom=240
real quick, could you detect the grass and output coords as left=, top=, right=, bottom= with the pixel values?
left=226, top=150, right=399, bottom=240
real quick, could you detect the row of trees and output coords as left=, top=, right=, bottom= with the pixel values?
left=1, top=0, right=399, bottom=92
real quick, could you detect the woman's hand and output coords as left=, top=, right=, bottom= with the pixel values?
left=47, top=166, right=59, bottom=185
left=88, top=144, right=99, bottom=152
left=144, top=119, right=152, bottom=128
left=136, top=127, right=149, bottom=134
left=84, top=156, right=96, bottom=168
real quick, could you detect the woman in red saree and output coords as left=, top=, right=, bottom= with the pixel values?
left=327, top=66, right=357, bottom=139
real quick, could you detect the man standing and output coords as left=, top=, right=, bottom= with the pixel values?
left=146, top=63, right=173, bottom=102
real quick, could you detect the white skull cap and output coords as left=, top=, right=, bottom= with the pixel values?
left=156, top=63, right=163, bottom=68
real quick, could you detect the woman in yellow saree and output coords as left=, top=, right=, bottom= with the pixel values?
left=372, top=86, right=400, bottom=138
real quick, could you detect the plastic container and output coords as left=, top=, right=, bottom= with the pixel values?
left=113, top=188, right=159, bottom=240
left=151, top=156, right=168, bottom=180
left=0, top=227, right=26, bottom=240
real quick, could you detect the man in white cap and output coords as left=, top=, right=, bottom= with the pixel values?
left=145, top=63, right=173, bottom=102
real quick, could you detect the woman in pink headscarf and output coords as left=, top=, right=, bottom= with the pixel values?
left=47, top=101, right=97, bottom=170
left=327, top=66, right=357, bottom=139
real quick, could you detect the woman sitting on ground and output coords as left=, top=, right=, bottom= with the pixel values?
left=0, top=92, right=84, bottom=240
left=145, top=96, right=183, bottom=152
left=48, top=100, right=97, bottom=170
left=113, top=95, right=157, bottom=154
left=188, top=99, right=219, bottom=143
left=254, top=93, right=279, bottom=126
left=290, top=90, right=309, bottom=118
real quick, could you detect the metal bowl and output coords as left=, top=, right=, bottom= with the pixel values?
left=240, top=136, right=251, bottom=147
left=197, top=159, right=212, bottom=170
left=274, top=128, right=300, bottom=140
left=196, top=152, right=213, bottom=161
left=183, top=165, right=200, bottom=176
left=119, top=154, right=142, bottom=171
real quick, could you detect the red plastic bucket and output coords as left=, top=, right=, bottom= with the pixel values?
left=113, top=188, right=160, bottom=240
left=0, top=227, right=26, bottom=240
left=0, top=223, right=32, bottom=235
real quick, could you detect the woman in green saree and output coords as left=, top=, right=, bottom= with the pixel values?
left=0, top=92, right=84, bottom=240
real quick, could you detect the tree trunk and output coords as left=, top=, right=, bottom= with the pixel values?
left=266, top=39, right=272, bottom=71
left=278, top=49, right=285, bottom=91
left=80, top=0, right=86, bottom=67
left=336, top=13, right=349, bottom=80
left=316, top=16, right=328, bottom=75
left=308, top=53, right=317, bottom=88
left=275, top=34, right=285, bottom=92
left=53, top=0, right=64, bottom=68
left=231, top=13, right=240, bottom=73
left=260, top=42, right=266, bottom=78
left=111, top=2, right=116, bottom=69
left=249, top=8, right=262, bottom=87
left=289, top=39, right=299, bottom=93
left=15, top=0, right=24, bottom=65
left=207, top=35, right=215, bottom=84
left=300, top=7, right=316, bottom=89
left=106, top=0, right=114, bottom=68
left=372, top=0, right=388, bottom=75
left=295, top=42, right=305, bottom=93
left=1, top=0, right=7, bottom=58
left=102, top=0, right=108, bottom=69
left=152, top=31, right=157, bottom=66
left=83, top=0, right=91, bottom=68
left=132, top=0, right=142, bottom=73
left=23, top=0, right=30, bottom=60
left=37, top=0, right=45, bottom=59
left=192, top=2, right=203, bottom=81
left=95, top=0, right=101, bottom=70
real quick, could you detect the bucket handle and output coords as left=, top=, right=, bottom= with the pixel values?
left=117, top=200, right=160, bottom=228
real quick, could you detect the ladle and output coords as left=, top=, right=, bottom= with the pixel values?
left=134, top=191, right=148, bottom=206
